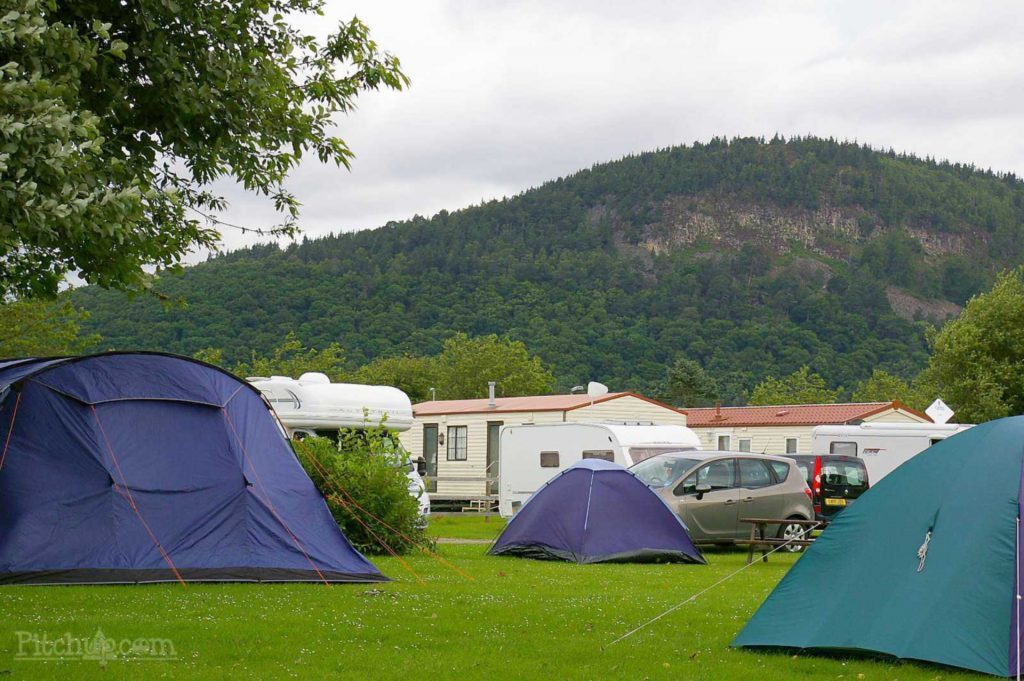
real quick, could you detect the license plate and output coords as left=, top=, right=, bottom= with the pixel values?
left=825, top=498, right=847, bottom=507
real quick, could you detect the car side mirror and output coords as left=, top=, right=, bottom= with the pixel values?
left=415, top=457, right=427, bottom=477
left=695, top=483, right=712, bottom=500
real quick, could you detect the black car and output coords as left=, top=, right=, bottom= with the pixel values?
left=786, top=455, right=869, bottom=522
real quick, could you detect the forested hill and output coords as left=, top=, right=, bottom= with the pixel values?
left=74, top=137, right=1024, bottom=403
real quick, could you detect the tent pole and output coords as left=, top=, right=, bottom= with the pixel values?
left=1017, top=515, right=1021, bottom=681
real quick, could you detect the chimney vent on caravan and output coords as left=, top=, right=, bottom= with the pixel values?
left=488, top=381, right=497, bottom=408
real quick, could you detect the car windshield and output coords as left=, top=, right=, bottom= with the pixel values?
left=630, top=455, right=702, bottom=488
left=628, top=446, right=697, bottom=464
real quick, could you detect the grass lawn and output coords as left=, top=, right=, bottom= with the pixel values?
left=427, top=514, right=507, bottom=541
left=0, top=519, right=981, bottom=680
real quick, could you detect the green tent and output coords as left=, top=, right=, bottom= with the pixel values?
left=733, top=416, right=1024, bottom=677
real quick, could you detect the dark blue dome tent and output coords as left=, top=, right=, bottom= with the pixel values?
left=489, top=459, right=705, bottom=564
left=0, top=353, right=385, bottom=585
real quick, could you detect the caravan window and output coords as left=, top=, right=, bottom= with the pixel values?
left=738, top=438, right=752, bottom=452
left=582, top=450, right=614, bottom=462
left=830, top=441, right=857, bottom=456
left=540, top=451, right=560, bottom=468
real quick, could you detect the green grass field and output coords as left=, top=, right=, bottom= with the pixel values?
left=426, top=514, right=507, bottom=541
left=0, top=518, right=980, bottom=680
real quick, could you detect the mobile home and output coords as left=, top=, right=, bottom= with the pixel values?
left=812, top=422, right=973, bottom=482
left=684, top=401, right=931, bottom=455
left=400, top=390, right=690, bottom=504
left=497, top=422, right=701, bottom=516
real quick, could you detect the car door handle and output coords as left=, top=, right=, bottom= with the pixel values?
left=724, top=499, right=736, bottom=505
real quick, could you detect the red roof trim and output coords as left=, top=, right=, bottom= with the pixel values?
left=412, top=392, right=686, bottom=417
left=683, top=401, right=930, bottom=427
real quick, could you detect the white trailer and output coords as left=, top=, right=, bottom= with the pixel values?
left=497, top=422, right=701, bottom=517
left=811, top=422, right=973, bottom=483
left=248, top=373, right=428, bottom=518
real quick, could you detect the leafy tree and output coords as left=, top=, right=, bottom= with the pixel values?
left=927, top=268, right=1024, bottom=422
left=433, top=333, right=556, bottom=400
left=293, top=432, right=428, bottom=555
left=233, top=332, right=347, bottom=381
left=0, top=299, right=99, bottom=357
left=661, top=356, right=719, bottom=407
left=851, top=368, right=926, bottom=410
left=192, top=347, right=225, bottom=368
left=749, top=366, right=840, bottom=406
left=1, top=1, right=408, bottom=297
left=351, top=355, right=438, bottom=403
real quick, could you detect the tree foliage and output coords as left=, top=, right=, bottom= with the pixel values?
left=926, top=268, right=1024, bottom=422
left=850, top=368, right=936, bottom=411
left=351, top=355, right=438, bottom=403
left=292, top=432, right=428, bottom=555
left=749, top=366, right=840, bottom=406
left=1, top=0, right=407, bottom=297
left=661, top=356, right=719, bottom=407
left=205, top=331, right=555, bottom=403
left=0, top=298, right=98, bottom=357
left=228, top=332, right=347, bottom=382
left=431, top=333, right=555, bottom=400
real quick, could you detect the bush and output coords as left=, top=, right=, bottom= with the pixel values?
left=292, top=429, right=430, bottom=555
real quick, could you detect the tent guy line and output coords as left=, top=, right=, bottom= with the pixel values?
left=604, top=522, right=820, bottom=649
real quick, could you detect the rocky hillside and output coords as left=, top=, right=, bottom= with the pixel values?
left=74, top=137, right=1024, bottom=402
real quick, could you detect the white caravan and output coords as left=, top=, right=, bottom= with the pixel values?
left=248, top=373, right=428, bottom=518
left=497, top=422, right=702, bottom=517
left=811, top=422, right=973, bottom=483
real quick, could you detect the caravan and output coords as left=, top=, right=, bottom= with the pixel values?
left=497, top=422, right=701, bottom=516
left=249, top=373, right=429, bottom=518
left=811, top=422, right=973, bottom=482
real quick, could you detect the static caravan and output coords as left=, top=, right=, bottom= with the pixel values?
left=811, top=422, right=973, bottom=483
left=497, top=422, right=701, bottom=516
left=248, top=373, right=429, bottom=518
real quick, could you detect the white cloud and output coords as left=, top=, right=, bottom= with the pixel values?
left=204, top=0, right=1024, bottom=256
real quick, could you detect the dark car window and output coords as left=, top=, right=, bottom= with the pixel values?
left=787, top=456, right=814, bottom=486
left=821, top=460, right=868, bottom=488
left=677, top=459, right=735, bottom=495
left=768, top=460, right=789, bottom=483
left=738, top=458, right=774, bottom=489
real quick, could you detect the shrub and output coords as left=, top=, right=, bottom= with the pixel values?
left=292, top=430, right=430, bottom=555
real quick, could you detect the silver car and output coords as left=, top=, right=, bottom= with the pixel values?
left=631, top=451, right=813, bottom=548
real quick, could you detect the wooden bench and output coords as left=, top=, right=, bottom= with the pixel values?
left=739, top=517, right=819, bottom=564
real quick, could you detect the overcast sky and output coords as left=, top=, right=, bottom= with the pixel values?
left=207, top=0, right=1024, bottom=255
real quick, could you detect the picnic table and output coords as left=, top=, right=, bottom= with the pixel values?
left=739, top=517, right=819, bottom=564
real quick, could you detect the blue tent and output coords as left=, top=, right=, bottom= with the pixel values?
left=489, top=459, right=705, bottom=564
left=0, top=353, right=385, bottom=585
left=733, top=417, right=1024, bottom=677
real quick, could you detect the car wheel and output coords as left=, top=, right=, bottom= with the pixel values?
left=778, top=519, right=807, bottom=553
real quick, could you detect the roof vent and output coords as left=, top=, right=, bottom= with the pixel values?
left=775, top=410, right=790, bottom=417
left=488, top=381, right=496, bottom=408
